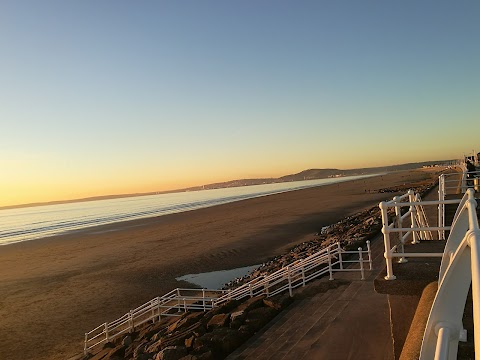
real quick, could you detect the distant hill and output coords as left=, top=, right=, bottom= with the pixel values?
left=184, top=160, right=454, bottom=191
left=0, top=159, right=455, bottom=210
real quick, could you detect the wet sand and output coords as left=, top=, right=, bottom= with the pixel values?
left=0, top=169, right=440, bottom=360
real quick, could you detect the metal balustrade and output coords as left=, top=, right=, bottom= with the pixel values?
left=84, top=240, right=372, bottom=353
left=439, top=169, right=480, bottom=237
left=84, top=288, right=226, bottom=351
left=420, top=189, right=480, bottom=359
left=380, top=190, right=461, bottom=280
left=380, top=163, right=480, bottom=358
left=439, top=168, right=480, bottom=196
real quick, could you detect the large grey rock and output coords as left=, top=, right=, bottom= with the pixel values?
left=122, top=335, right=133, bottom=347
left=209, top=300, right=240, bottom=315
left=176, top=312, right=204, bottom=331
left=154, top=345, right=188, bottom=360
left=244, top=307, right=277, bottom=331
left=106, top=345, right=126, bottom=360
left=184, top=350, right=213, bottom=360
left=229, top=310, right=246, bottom=329
left=138, top=323, right=166, bottom=342
left=184, top=335, right=195, bottom=349
left=234, top=296, right=264, bottom=312
left=178, top=356, right=198, bottom=360
left=230, top=310, right=245, bottom=321
left=207, top=313, right=230, bottom=330
left=133, top=341, right=149, bottom=359
left=263, top=294, right=293, bottom=311
left=146, top=339, right=163, bottom=354
left=193, top=328, right=246, bottom=357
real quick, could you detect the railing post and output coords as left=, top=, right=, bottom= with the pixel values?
left=287, top=266, right=293, bottom=297
left=438, top=174, right=446, bottom=240
left=394, top=196, right=407, bottom=263
left=177, top=289, right=181, bottom=312
left=156, top=297, right=161, bottom=321
left=359, top=247, right=365, bottom=280
left=337, top=242, right=343, bottom=270
left=380, top=201, right=396, bottom=280
left=183, top=298, right=187, bottom=312
left=469, top=229, right=480, bottom=356
left=104, top=322, right=110, bottom=342
left=327, top=247, right=334, bottom=280
left=434, top=326, right=451, bottom=360
left=129, top=310, right=134, bottom=331
left=249, top=283, right=253, bottom=298
left=150, top=299, right=155, bottom=320
left=202, top=289, right=206, bottom=312
left=301, top=262, right=306, bottom=287
left=441, top=176, right=446, bottom=240
left=409, top=190, right=419, bottom=244
left=415, top=199, right=428, bottom=241
left=461, top=171, right=467, bottom=193
left=84, top=333, right=88, bottom=355
left=366, top=240, right=372, bottom=270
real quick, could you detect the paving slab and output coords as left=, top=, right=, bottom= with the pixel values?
left=302, top=281, right=392, bottom=360
left=227, top=236, right=394, bottom=360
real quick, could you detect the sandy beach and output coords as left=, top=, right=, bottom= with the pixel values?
left=0, top=169, right=441, bottom=360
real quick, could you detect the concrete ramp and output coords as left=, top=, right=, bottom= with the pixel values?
left=227, top=237, right=394, bottom=360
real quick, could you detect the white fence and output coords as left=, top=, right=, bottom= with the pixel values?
left=380, top=190, right=461, bottom=280
left=420, top=189, right=480, bottom=359
left=84, top=241, right=372, bottom=353
left=379, top=164, right=480, bottom=358
left=84, top=288, right=226, bottom=351
left=439, top=167, right=480, bottom=196
left=439, top=169, right=480, bottom=237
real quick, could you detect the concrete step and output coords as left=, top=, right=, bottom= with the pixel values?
left=228, top=281, right=356, bottom=360
left=228, top=296, right=323, bottom=359
left=276, top=282, right=364, bottom=360
left=228, top=235, right=393, bottom=360
left=279, top=301, right=353, bottom=360
left=300, top=281, right=392, bottom=360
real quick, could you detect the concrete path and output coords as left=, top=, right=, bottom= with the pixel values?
left=227, top=236, right=394, bottom=360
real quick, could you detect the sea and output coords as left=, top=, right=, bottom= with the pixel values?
left=0, top=174, right=378, bottom=246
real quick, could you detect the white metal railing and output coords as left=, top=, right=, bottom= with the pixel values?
left=380, top=190, right=462, bottom=280
left=438, top=167, right=479, bottom=240
left=84, top=288, right=226, bottom=351
left=211, top=242, right=371, bottom=305
left=439, top=170, right=480, bottom=198
left=420, top=188, right=480, bottom=359
left=84, top=241, right=372, bottom=353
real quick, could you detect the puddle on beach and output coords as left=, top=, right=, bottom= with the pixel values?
left=176, top=264, right=260, bottom=289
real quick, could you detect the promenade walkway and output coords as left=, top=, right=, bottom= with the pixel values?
left=227, top=234, right=394, bottom=360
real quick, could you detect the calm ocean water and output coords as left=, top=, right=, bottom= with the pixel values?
left=0, top=174, right=377, bottom=246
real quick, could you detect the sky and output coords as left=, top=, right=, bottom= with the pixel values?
left=1, top=1, right=479, bottom=207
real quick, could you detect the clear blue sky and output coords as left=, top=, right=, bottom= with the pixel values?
left=1, top=1, right=479, bottom=206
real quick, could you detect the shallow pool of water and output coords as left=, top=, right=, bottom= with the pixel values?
left=176, top=264, right=260, bottom=289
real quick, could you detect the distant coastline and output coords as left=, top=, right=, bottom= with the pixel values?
left=0, top=159, right=452, bottom=211
left=0, top=175, right=380, bottom=246
left=0, top=168, right=443, bottom=360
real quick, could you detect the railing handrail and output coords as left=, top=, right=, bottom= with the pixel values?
left=442, top=170, right=480, bottom=177
left=379, top=189, right=459, bottom=280
left=439, top=168, right=480, bottom=198
left=84, top=240, right=372, bottom=353
left=212, top=246, right=344, bottom=305
left=420, top=188, right=480, bottom=359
